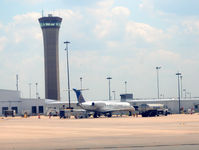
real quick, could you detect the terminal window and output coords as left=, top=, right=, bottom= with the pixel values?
left=12, top=107, right=18, bottom=114
left=39, top=106, right=44, bottom=114
left=32, top=106, right=37, bottom=114
left=2, top=107, right=8, bottom=115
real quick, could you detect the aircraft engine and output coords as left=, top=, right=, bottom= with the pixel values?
left=92, top=102, right=95, bottom=106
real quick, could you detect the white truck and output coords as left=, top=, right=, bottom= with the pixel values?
left=60, top=109, right=91, bottom=119
left=139, top=104, right=168, bottom=117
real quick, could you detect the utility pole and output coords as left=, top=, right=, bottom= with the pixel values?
left=125, top=81, right=127, bottom=94
left=183, top=89, right=187, bottom=99
left=64, top=41, right=72, bottom=109
left=16, top=74, right=19, bottom=91
left=80, top=77, right=83, bottom=90
left=29, top=83, right=32, bottom=99
left=35, top=83, right=39, bottom=99
left=176, top=72, right=182, bottom=114
left=180, top=75, right=183, bottom=99
left=106, top=77, right=112, bottom=100
left=112, top=91, right=116, bottom=100
left=156, top=66, right=161, bottom=99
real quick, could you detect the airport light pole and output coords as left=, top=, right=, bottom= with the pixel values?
left=107, top=77, right=112, bottom=100
left=29, top=83, right=32, bottom=99
left=156, top=66, right=161, bottom=99
left=35, top=83, right=38, bottom=99
left=183, top=89, right=186, bottom=99
left=176, top=72, right=182, bottom=114
left=187, top=92, right=191, bottom=99
left=80, top=77, right=82, bottom=90
left=160, top=94, right=164, bottom=99
left=64, top=41, right=72, bottom=109
left=112, top=91, right=116, bottom=100
left=125, top=81, right=127, bottom=94
left=16, top=74, right=19, bottom=91
left=180, top=75, right=183, bottom=99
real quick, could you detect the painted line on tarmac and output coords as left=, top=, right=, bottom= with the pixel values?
left=60, top=143, right=199, bottom=150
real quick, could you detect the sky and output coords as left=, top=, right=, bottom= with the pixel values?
left=0, top=0, right=199, bottom=101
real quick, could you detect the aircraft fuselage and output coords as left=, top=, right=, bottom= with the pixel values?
left=79, top=101, right=134, bottom=113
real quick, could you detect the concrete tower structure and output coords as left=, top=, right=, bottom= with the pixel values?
left=38, top=14, right=62, bottom=100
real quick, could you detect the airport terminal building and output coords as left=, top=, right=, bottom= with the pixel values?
left=1, top=89, right=199, bottom=116
left=0, top=89, right=74, bottom=116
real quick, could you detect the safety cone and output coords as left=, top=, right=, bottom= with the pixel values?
left=38, top=113, right=40, bottom=119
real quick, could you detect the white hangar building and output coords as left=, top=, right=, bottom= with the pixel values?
left=127, top=98, right=199, bottom=114
left=120, top=93, right=199, bottom=113
left=0, top=89, right=73, bottom=116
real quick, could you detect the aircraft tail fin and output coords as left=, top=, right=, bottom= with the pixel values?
left=73, top=89, right=86, bottom=103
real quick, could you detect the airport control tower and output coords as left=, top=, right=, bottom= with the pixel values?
left=38, top=14, right=62, bottom=100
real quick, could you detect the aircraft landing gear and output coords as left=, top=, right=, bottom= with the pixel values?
left=93, top=112, right=98, bottom=118
left=129, top=111, right=132, bottom=116
left=107, top=112, right=112, bottom=117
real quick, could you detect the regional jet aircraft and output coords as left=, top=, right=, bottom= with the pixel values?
left=73, top=89, right=135, bottom=118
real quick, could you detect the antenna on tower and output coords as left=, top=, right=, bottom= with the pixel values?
left=42, top=9, right=44, bottom=17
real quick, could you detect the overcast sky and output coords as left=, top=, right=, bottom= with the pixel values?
left=0, top=0, right=199, bottom=101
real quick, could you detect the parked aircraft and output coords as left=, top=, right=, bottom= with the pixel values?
left=73, top=89, right=135, bottom=118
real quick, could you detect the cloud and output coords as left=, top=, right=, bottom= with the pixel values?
left=182, top=19, right=199, bottom=34
left=4, top=12, right=42, bottom=44
left=139, top=0, right=155, bottom=13
left=112, top=7, right=130, bottom=16
left=0, top=23, right=3, bottom=29
left=89, top=2, right=130, bottom=39
left=149, top=49, right=180, bottom=63
left=94, top=19, right=114, bottom=38
left=89, top=1, right=113, bottom=19
left=53, top=9, right=82, bottom=20
left=13, top=12, right=41, bottom=23
left=126, top=21, right=165, bottom=43
left=0, top=37, right=7, bottom=51
left=97, top=0, right=114, bottom=8
left=50, top=9, right=87, bottom=41
left=23, top=0, right=45, bottom=4
left=106, top=41, right=118, bottom=48
left=6, top=0, right=47, bottom=5
left=91, top=1, right=130, bottom=19
left=71, top=51, right=117, bottom=73
left=139, top=0, right=154, bottom=9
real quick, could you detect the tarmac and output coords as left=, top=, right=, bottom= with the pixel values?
left=0, top=114, right=199, bottom=150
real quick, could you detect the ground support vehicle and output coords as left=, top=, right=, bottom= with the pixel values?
left=139, top=104, right=168, bottom=117
left=59, top=109, right=90, bottom=119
